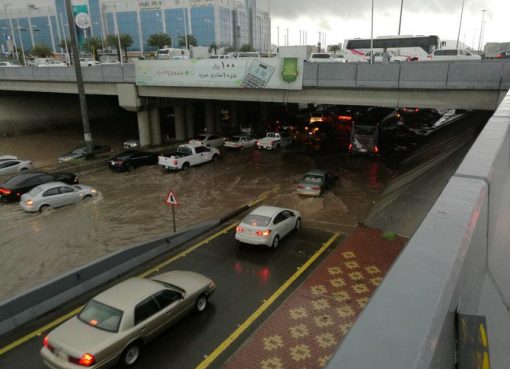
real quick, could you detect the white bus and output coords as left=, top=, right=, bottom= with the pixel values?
left=344, top=35, right=441, bottom=62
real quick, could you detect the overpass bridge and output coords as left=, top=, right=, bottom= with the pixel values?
left=0, top=60, right=509, bottom=147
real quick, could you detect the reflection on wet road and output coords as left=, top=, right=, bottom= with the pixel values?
left=0, top=147, right=391, bottom=300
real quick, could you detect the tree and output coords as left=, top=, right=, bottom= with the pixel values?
left=329, top=45, right=341, bottom=55
left=239, top=44, right=254, bottom=52
left=82, top=37, right=103, bottom=61
left=178, top=35, right=198, bottom=49
left=30, top=44, right=53, bottom=58
left=58, top=39, right=71, bottom=50
left=148, top=33, right=171, bottom=49
left=209, top=43, right=218, bottom=55
left=106, top=33, right=134, bottom=61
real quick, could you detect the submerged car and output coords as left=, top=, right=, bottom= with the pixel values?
left=224, top=135, right=256, bottom=149
left=0, top=159, right=33, bottom=176
left=296, top=170, right=338, bottom=196
left=235, top=205, right=301, bottom=248
left=58, top=144, right=112, bottom=164
left=41, top=270, right=215, bottom=368
left=108, top=150, right=158, bottom=172
left=20, top=182, right=97, bottom=213
left=0, top=171, right=79, bottom=203
left=189, top=133, right=224, bottom=148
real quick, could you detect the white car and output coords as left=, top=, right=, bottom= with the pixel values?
left=224, top=135, right=256, bottom=149
left=308, top=53, right=345, bottom=63
left=428, top=49, right=482, bottom=61
left=37, top=59, right=67, bottom=67
left=80, top=58, right=101, bottom=67
left=235, top=206, right=301, bottom=248
left=0, top=155, right=18, bottom=161
left=189, top=133, right=225, bottom=148
left=364, top=50, right=408, bottom=63
left=123, top=139, right=140, bottom=149
left=0, top=159, right=33, bottom=176
left=20, top=181, right=97, bottom=213
left=0, top=61, right=20, bottom=67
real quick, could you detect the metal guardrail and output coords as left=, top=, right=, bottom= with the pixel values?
left=326, top=90, right=510, bottom=368
left=0, top=61, right=508, bottom=90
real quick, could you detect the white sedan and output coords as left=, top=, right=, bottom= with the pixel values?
left=0, top=159, right=33, bottom=176
left=224, top=135, right=256, bottom=149
left=20, top=181, right=97, bottom=213
left=189, top=133, right=225, bottom=148
left=235, top=206, right=301, bottom=248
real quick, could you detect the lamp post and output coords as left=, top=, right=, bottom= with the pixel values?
left=370, top=0, right=374, bottom=64
left=397, top=0, right=404, bottom=35
left=3, top=3, right=18, bottom=60
left=15, top=19, right=27, bottom=66
left=456, top=0, right=466, bottom=50
left=59, top=12, right=70, bottom=65
left=27, top=4, right=37, bottom=47
left=113, top=5, right=123, bottom=65
left=477, top=9, right=487, bottom=52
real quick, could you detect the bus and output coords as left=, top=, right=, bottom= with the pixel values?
left=344, top=35, right=441, bottom=62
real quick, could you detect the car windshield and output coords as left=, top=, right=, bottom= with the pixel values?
left=70, top=147, right=85, bottom=154
left=243, top=214, right=271, bottom=227
left=303, top=175, right=324, bottom=183
left=27, top=186, right=44, bottom=196
left=78, top=300, right=123, bottom=333
left=230, top=136, right=241, bottom=141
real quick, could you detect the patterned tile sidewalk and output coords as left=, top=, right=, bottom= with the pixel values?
left=222, top=225, right=407, bottom=369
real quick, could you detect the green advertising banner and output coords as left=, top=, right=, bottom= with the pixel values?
left=72, top=5, right=90, bottom=46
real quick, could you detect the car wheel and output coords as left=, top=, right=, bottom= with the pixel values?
left=39, top=205, right=49, bottom=213
left=271, top=235, right=279, bottom=248
left=20, top=167, right=28, bottom=171
left=121, top=342, right=141, bottom=367
left=83, top=194, right=92, bottom=201
left=195, top=294, right=208, bottom=312
left=182, top=162, right=190, bottom=171
left=212, top=154, right=219, bottom=162
left=128, top=165, right=135, bottom=172
left=295, top=218, right=301, bottom=231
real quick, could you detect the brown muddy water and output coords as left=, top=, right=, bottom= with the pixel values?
left=0, top=129, right=392, bottom=301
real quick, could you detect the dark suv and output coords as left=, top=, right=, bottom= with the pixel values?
left=0, top=171, right=79, bottom=202
left=108, top=150, right=158, bottom=172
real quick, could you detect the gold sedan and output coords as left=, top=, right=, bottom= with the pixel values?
left=41, top=271, right=216, bottom=368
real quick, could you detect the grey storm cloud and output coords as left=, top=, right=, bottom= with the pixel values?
left=270, top=0, right=487, bottom=21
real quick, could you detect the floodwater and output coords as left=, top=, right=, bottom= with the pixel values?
left=0, top=129, right=392, bottom=301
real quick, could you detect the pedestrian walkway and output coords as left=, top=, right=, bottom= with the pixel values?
left=222, top=225, right=407, bottom=369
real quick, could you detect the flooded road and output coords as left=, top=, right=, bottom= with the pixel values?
left=0, top=130, right=392, bottom=301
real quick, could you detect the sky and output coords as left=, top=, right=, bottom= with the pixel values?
left=267, top=0, right=509, bottom=49
left=5, top=0, right=509, bottom=50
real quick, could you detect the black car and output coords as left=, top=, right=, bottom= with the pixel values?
left=0, top=171, right=79, bottom=203
left=108, top=150, right=158, bottom=172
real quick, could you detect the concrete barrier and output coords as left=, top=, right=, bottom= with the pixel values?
left=399, top=63, right=449, bottom=89
left=303, top=63, right=318, bottom=87
left=447, top=62, right=506, bottom=89
left=356, top=63, right=400, bottom=88
left=317, top=63, right=357, bottom=88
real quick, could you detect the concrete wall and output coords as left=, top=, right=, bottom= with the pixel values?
left=326, top=91, right=510, bottom=368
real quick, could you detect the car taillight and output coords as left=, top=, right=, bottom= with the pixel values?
left=496, top=53, right=502, bottom=59
left=173, top=160, right=178, bottom=165
left=43, top=336, right=55, bottom=352
left=297, top=185, right=305, bottom=189
left=78, top=353, right=95, bottom=367
left=374, top=146, right=379, bottom=154
left=348, top=144, right=353, bottom=151
left=236, top=226, right=244, bottom=232
left=311, top=186, right=320, bottom=190
left=0, top=188, right=11, bottom=195
left=338, top=115, right=352, bottom=121
left=256, top=229, right=271, bottom=236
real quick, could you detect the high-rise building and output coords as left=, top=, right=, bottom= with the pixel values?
left=0, top=0, right=271, bottom=55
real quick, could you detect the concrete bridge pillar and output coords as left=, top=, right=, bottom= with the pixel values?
left=186, top=102, right=195, bottom=138
left=150, top=108, right=161, bottom=146
left=230, top=101, right=239, bottom=130
left=205, top=101, right=215, bottom=133
left=214, top=101, right=222, bottom=132
left=137, top=110, right=151, bottom=148
left=174, top=105, right=186, bottom=141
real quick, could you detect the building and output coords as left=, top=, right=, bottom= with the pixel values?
left=0, top=0, right=271, bottom=56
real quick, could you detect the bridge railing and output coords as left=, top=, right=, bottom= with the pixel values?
left=326, top=90, right=510, bottom=368
left=0, top=61, right=508, bottom=91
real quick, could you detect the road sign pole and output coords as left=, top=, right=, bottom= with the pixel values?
left=172, top=205, right=176, bottom=233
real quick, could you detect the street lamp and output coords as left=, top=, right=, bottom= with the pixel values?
left=477, top=9, right=487, bottom=53
left=397, top=0, right=404, bottom=35
left=456, top=0, right=466, bottom=50
left=3, top=3, right=18, bottom=60
left=370, top=0, right=374, bottom=64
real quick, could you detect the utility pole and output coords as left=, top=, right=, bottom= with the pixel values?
left=477, top=9, right=487, bottom=52
left=64, top=0, right=94, bottom=154
left=398, top=0, right=404, bottom=35
left=456, top=0, right=466, bottom=50
left=370, top=0, right=374, bottom=64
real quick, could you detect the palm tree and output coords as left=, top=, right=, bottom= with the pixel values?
left=209, top=43, right=218, bottom=55
left=178, top=35, right=198, bottom=49
left=58, top=39, right=71, bottom=50
left=82, top=37, right=103, bottom=61
left=30, top=44, right=53, bottom=58
left=239, top=44, right=254, bottom=52
left=329, top=45, right=341, bottom=55
left=148, top=33, right=171, bottom=50
left=106, top=33, right=134, bottom=61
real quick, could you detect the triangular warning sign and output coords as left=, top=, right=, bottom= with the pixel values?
left=165, top=190, right=179, bottom=206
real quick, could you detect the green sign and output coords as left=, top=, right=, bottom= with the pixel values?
left=281, top=58, right=299, bottom=83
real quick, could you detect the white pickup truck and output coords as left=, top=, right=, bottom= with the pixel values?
left=256, top=132, right=293, bottom=150
left=158, top=144, right=219, bottom=171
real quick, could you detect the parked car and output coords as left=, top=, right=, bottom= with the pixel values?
left=0, top=159, right=33, bottom=176
left=108, top=150, right=158, bottom=172
left=364, top=50, right=408, bottom=63
left=41, top=270, right=216, bottom=368
left=58, top=144, right=112, bottom=163
left=496, top=51, right=510, bottom=59
left=308, top=53, right=345, bottom=63
left=428, top=49, right=481, bottom=61
left=123, top=139, right=140, bottom=149
left=235, top=205, right=301, bottom=248
left=0, top=171, right=79, bottom=203
left=224, top=135, right=257, bottom=149
left=158, top=144, right=219, bottom=171
left=189, top=133, right=225, bottom=148
left=20, top=182, right=97, bottom=213
left=256, top=131, right=293, bottom=150
left=0, top=155, right=18, bottom=161
left=297, top=170, right=338, bottom=196
left=0, top=61, right=20, bottom=67
left=36, top=59, right=67, bottom=67
left=80, top=58, right=100, bottom=66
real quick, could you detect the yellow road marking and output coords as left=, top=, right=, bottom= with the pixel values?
left=195, top=232, right=341, bottom=369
